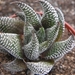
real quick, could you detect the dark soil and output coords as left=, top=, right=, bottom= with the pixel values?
left=0, top=0, right=75, bottom=75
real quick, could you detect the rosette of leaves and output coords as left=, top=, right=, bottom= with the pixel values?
left=0, top=0, right=75, bottom=75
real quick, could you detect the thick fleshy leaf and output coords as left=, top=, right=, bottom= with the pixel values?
left=46, top=24, right=59, bottom=46
left=36, top=27, right=45, bottom=43
left=0, top=17, right=24, bottom=34
left=26, top=60, right=54, bottom=75
left=55, top=8, right=65, bottom=41
left=2, top=59, right=27, bottom=74
left=15, top=1, right=41, bottom=30
left=39, top=0, right=59, bottom=28
left=24, top=32, right=39, bottom=60
left=39, top=25, right=59, bottom=54
left=15, top=12, right=26, bottom=21
left=24, top=23, right=35, bottom=44
left=45, top=36, right=75, bottom=61
left=39, top=41, right=48, bottom=54
left=0, top=33, right=23, bottom=59
left=55, top=8, right=65, bottom=26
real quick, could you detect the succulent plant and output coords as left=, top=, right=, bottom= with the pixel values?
left=0, top=0, right=75, bottom=75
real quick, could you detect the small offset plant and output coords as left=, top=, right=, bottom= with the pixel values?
left=0, top=0, right=75, bottom=75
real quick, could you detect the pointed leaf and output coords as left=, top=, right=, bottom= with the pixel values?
left=45, top=36, right=75, bottom=61
left=46, top=24, right=59, bottom=47
left=3, top=59, right=27, bottom=74
left=26, top=60, right=54, bottom=75
left=0, top=33, right=23, bottom=59
left=36, top=27, right=45, bottom=43
left=15, top=12, right=26, bottom=21
left=39, top=41, right=48, bottom=54
left=39, top=0, right=59, bottom=28
left=39, top=25, right=59, bottom=54
left=16, top=2, right=41, bottom=30
left=24, top=32, right=39, bottom=60
left=24, top=23, right=35, bottom=44
left=0, top=17, right=24, bottom=34
left=55, top=8, right=65, bottom=41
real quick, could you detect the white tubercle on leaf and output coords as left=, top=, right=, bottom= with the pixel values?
left=0, top=33, right=23, bottom=59
left=39, top=0, right=59, bottom=28
left=15, top=1, right=41, bottom=30
left=55, top=8, right=65, bottom=41
left=24, top=23, right=35, bottom=44
left=26, top=60, right=54, bottom=75
left=0, top=17, right=24, bottom=33
left=3, top=59, right=27, bottom=74
left=45, top=36, right=75, bottom=62
left=39, top=25, right=59, bottom=54
left=55, top=7, right=65, bottom=28
left=24, top=32, right=39, bottom=60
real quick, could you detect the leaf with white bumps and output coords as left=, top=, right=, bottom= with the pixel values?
left=45, top=36, right=75, bottom=61
left=36, top=27, right=45, bottom=43
left=0, top=33, right=23, bottom=59
left=55, top=8, right=65, bottom=41
left=24, top=32, right=39, bottom=60
left=15, top=2, right=41, bottom=30
left=39, top=41, right=48, bottom=54
left=24, top=23, right=35, bottom=44
left=0, top=17, right=24, bottom=34
left=39, top=25, right=59, bottom=54
left=15, top=12, right=26, bottom=21
left=46, top=24, right=59, bottom=47
left=39, top=0, right=59, bottom=28
left=3, top=59, right=27, bottom=74
left=26, top=60, right=54, bottom=75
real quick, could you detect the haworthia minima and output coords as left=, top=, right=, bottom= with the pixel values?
left=36, top=27, right=45, bottom=43
left=15, top=1, right=41, bottom=30
left=26, top=60, right=54, bottom=75
left=0, top=33, right=23, bottom=59
left=55, top=8, right=65, bottom=41
left=39, top=0, right=59, bottom=28
left=39, top=25, right=59, bottom=54
left=3, top=59, right=27, bottom=74
left=24, top=23, right=35, bottom=44
left=0, top=17, right=24, bottom=34
left=45, top=36, right=75, bottom=61
left=24, top=32, right=39, bottom=60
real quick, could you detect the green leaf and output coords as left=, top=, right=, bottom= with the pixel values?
left=2, top=59, right=27, bottom=74
left=24, top=23, right=35, bottom=44
left=39, top=25, right=59, bottom=54
left=55, top=8, right=65, bottom=41
left=15, top=12, right=25, bottom=21
left=24, top=32, right=39, bottom=60
left=45, top=36, right=75, bottom=61
left=46, top=24, right=59, bottom=47
left=0, top=17, right=24, bottom=34
left=39, top=41, right=48, bottom=54
left=36, top=27, right=45, bottom=43
left=0, top=33, right=23, bottom=59
left=16, top=2, right=41, bottom=30
left=39, top=0, right=59, bottom=28
left=26, top=60, right=54, bottom=75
